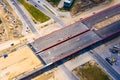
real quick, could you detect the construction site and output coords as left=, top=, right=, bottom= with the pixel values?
left=0, top=46, right=43, bottom=80
left=0, top=1, right=23, bottom=44
left=0, top=0, right=120, bottom=80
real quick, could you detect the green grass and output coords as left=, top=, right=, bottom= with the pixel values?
left=73, top=62, right=111, bottom=80
left=18, top=0, right=50, bottom=23
left=47, top=0, right=60, bottom=6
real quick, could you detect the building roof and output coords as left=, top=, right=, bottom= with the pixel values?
left=64, top=0, right=73, bottom=3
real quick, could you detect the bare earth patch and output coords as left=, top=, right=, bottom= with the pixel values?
left=0, top=46, right=43, bottom=80
left=71, top=0, right=111, bottom=16
left=32, top=72, right=55, bottom=80
left=0, top=4, right=23, bottom=44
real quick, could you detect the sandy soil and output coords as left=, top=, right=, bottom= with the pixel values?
left=0, top=35, right=29, bottom=55
left=3, top=0, right=22, bottom=22
left=32, top=72, right=55, bottom=80
left=0, top=46, right=43, bottom=80
left=0, top=4, right=23, bottom=43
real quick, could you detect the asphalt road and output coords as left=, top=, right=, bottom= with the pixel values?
left=28, top=0, right=66, bottom=26
left=95, top=20, right=120, bottom=38
left=30, top=3, right=120, bottom=65
left=10, top=0, right=38, bottom=34
left=82, top=4, right=120, bottom=28
left=89, top=50, right=120, bottom=80
left=30, top=22, right=89, bottom=53
left=38, top=31, right=101, bottom=64
left=18, top=4, right=120, bottom=79
left=29, top=3, right=120, bottom=54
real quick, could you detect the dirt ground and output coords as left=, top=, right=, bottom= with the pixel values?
left=32, top=72, right=55, bottom=80
left=2, top=0, right=22, bottom=20
left=0, top=46, right=43, bottom=80
left=71, top=0, right=111, bottom=16
left=0, top=3, right=23, bottom=44
left=94, top=14, right=120, bottom=30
